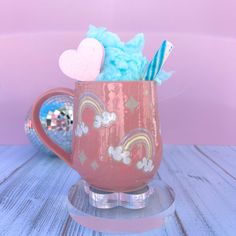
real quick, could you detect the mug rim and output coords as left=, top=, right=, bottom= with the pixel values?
left=75, top=80, right=157, bottom=84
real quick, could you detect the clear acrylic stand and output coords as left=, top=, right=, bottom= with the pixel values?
left=67, top=177, right=176, bottom=233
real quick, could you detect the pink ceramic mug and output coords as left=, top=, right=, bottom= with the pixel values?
left=32, top=81, right=162, bottom=192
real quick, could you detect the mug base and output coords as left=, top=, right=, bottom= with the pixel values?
left=84, top=181, right=151, bottom=209
left=67, top=177, right=176, bottom=233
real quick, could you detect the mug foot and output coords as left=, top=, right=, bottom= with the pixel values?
left=84, top=182, right=151, bottom=209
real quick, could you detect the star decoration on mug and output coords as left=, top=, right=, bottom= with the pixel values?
left=91, top=161, right=99, bottom=170
left=125, top=96, right=139, bottom=113
left=79, top=151, right=87, bottom=165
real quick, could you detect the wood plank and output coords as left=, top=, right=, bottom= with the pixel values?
left=159, top=145, right=236, bottom=236
left=0, top=145, right=9, bottom=151
left=0, top=151, right=79, bottom=236
left=194, top=145, right=236, bottom=179
left=0, top=146, right=183, bottom=236
left=0, top=145, right=37, bottom=184
left=0, top=145, right=235, bottom=236
left=74, top=145, right=236, bottom=236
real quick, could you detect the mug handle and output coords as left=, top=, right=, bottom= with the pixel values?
left=31, top=87, right=74, bottom=167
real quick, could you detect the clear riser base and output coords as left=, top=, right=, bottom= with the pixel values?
left=67, top=178, right=176, bottom=233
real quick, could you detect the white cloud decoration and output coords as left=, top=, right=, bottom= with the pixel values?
left=94, top=111, right=116, bottom=128
left=108, top=146, right=131, bottom=165
left=136, top=157, right=154, bottom=172
left=75, top=122, right=89, bottom=137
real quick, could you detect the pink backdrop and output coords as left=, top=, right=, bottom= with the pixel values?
left=0, top=0, right=235, bottom=145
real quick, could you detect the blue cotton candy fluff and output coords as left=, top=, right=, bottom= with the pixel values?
left=86, top=25, right=148, bottom=81
left=86, top=25, right=172, bottom=83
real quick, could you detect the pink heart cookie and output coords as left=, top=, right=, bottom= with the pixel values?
left=59, top=38, right=104, bottom=81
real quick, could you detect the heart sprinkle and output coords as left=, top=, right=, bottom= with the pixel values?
left=59, top=38, right=104, bottom=81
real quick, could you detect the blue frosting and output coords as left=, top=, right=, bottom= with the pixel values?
left=86, top=25, right=148, bottom=81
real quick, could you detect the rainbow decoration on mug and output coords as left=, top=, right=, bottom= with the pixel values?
left=108, top=129, right=155, bottom=172
left=75, top=92, right=117, bottom=137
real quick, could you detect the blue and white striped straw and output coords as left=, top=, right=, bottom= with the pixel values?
left=145, top=40, right=173, bottom=81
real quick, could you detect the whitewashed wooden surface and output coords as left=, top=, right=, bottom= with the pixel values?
left=0, top=145, right=235, bottom=236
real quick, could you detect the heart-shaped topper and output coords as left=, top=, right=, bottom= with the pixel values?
left=59, top=38, right=104, bottom=81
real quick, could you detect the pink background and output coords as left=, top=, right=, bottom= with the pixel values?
left=0, top=0, right=235, bottom=145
